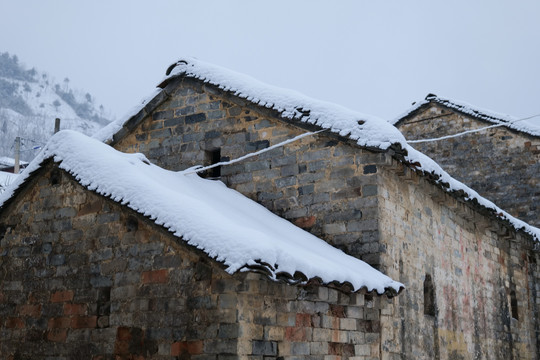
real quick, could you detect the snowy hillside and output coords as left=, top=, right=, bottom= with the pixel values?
left=0, top=52, right=112, bottom=161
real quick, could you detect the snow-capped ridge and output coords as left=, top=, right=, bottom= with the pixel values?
left=391, top=94, right=540, bottom=137
left=95, top=57, right=540, bottom=243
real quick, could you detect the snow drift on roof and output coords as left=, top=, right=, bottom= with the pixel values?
left=95, top=57, right=408, bottom=150
left=0, top=130, right=403, bottom=295
left=391, top=94, right=540, bottom=137
left=93, top=57, right=540, bottom=242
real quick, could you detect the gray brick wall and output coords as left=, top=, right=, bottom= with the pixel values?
left=0, top=163, right=392, bottom=359
left=114, top=78, right=388, bottom=268
left=396, top=103, right=540, bottom=227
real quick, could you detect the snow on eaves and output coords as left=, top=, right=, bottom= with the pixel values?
left=0, top=130, right=403, bottom=295
left=391, top=94, right=540, bottom=137
left=402, top=146, right=540, bottom=242
left=93, top=57, right=540, bottom=242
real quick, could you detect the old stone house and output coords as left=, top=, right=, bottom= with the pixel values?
left=391, top=94, right=540, bottom=228
left=0, top=131, right=402, bottom=359
left=91, top=58, right=540, bottom=358
left=1, top=58, right=539, bottom=359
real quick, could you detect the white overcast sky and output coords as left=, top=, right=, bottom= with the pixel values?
left=1, top=0, right=539, bottom=126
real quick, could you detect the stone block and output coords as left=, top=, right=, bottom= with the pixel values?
left=252, top=340, right=277, bottom=356
left=185, top=113, right=207, bottom=124
left=290, top=342, right=310, bottom=355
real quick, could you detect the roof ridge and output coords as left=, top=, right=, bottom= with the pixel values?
left=93, top=58, right=540, bottom=243
left=391, top=94, right=540, bottom=137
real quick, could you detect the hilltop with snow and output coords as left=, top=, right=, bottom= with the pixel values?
left=0, top=52, right=112, bottom=161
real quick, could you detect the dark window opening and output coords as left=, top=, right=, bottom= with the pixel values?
left=510, top=290, right=519, bottom=320
left=50, top=169, right=61, bottom=186
left=204, top=149, right=221, bottom=179
left=424, top=274, right=436, bottom=316
left=126, top=216, right=139, bottom=232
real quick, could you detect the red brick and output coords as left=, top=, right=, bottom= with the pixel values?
left=296, top=313, right=312, bottom=327
left=330, top=304, right=346, bottom=318
left=78, top=200, right=102, bottom=216
left=117, top=326, right=132, bottom=341
left=329, top=342, right=354, bottom=356
left=285, top=326, right=306, bottom=341
left=48, top=317, right=71, bottom=329
left=171, top=341, right=204, bottom=356
left=18, top=304, right=42, bottom=317
left=141, top=269, right=168, bottom=284
left=47, top=329, right=67, bottom=342
left=115, top=340, right=129, bottom=355
left=50, top=290, right=74, bottom=303
left=64, top=303, right=87, bottom=315
left=71, top=315, right=97, bottom=329
left=5, top=317, right=24, bottom=329
left=293, top=216, right=316, bottom=229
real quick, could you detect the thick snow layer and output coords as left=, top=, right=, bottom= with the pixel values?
left=95, top=58, right=407, bottom=150
left=93, top=57, right=540, bottom=242
left=0, top=130, right=403, bottom=294
left=391, top=95, right=540, bottom=137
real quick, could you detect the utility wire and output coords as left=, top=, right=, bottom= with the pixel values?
left=182, top=129, right=327, bottom=175
left=407, top=113, right=540, bottom=144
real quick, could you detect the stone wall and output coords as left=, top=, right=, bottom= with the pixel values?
left=0, top=163, right=392, bottom=359
left=377, top=161, right=539, bottom=359
left=110, top=76, right=540, bottom=359
left=395, top=104, right=540, bottom=227
left=223, top=272, right=391, bottom=359
left=113, top=77, right=389, bottom=268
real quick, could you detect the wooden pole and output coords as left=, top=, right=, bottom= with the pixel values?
left=54, top=118, right=61, bottom=133
left=14, top=137, right=20, bottom=174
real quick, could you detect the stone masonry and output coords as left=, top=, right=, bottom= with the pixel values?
left=113, top=77, right=388, bottom=270
left=394, top=102, right=540, bottom=228
left=106, top=74, right=540, bottom=359
left=377, top=160, right=539, bottom=359
left=0, top=161, right=392, bottom=359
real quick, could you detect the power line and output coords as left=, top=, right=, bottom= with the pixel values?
left=182, top=129, right=327, bottom=175
left=407, top=113, right=540, bottom=144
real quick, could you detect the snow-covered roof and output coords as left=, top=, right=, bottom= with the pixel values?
left=0, top=171, right=18, bottom=193
left=391, top=94, right=540, bottom=137
left=94, top=58, right=406, bottom=150
left=94, top=57, right=540, bottom=243
left=0, top=130, right=403, bottom=295
left=0, top=156, right=29, bottom=168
